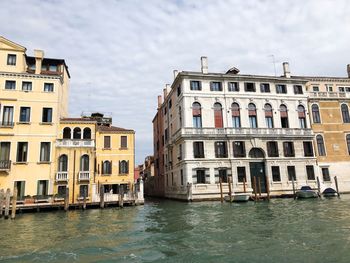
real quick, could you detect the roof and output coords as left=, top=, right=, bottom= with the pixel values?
left=26, top=56, right=71, bottom=78
left=60, top=117, right=96, bottom=123
left=98, top=125, right=135, bottom=133
left=292, top=75, right=350, bottom=82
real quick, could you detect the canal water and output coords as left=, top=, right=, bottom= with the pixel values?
left=1, top=196, right=350, bottom=262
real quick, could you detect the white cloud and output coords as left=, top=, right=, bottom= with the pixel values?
left=1, top=0, right=350, bottom=163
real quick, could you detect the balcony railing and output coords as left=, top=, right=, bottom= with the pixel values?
left=172, top=127, right=313, bottom=142
left=56, top=172, right=68, bottom=181
left=78, top=171, right=90, bottom=181
left=0, top=160, right=11, bottom=171
left=0, top=121, right=14, bottom=127
left=56, top=139, right=95, bottom=148
left=308, top=91, right=350, bottom=98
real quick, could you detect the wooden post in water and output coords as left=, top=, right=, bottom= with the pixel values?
left=265, top=174, right=270, bottom=201
left=257, top=177, right=262, bottom=198
left=228, top=177, right=233, bottom=203
left=219, top=178, right=223, bottom=203
left=4, top=188, right=10, bottom=219
left=253, top=176, right=257, bottom=201
left=243, top=177, right=246, bottom=193
left=83, top=188, right=87, bottom=210
left=292, top=176, right=296, bottom=200
left=334, top=176, right=340, bottom=198
left=64, top=187, right=69, bottom=211
left=119, top=187, right=124, bottom=208
left=0, top=189, right=4, bottom=218
left=316, top=176, right=321, bottom=198
left=11, top=187, right=17, bottom=220
left=99, top=185, right=104, bottom=208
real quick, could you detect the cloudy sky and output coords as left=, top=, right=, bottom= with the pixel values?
left=1, top=0, right=350, bottom=163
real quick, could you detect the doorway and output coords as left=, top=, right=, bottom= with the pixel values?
left=249, top=162, right=267, bottom=193
left=14, top=181, right=25, bottom=200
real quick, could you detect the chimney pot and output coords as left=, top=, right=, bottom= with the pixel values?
left=282, top=62, right=291, bottom=78
left=157, top=95, right=162, bottom=108
left=347, top=64, right=350, bottom=78
left=34, top=49, right=44, bottom=74
left=201, top=56, right=208, bottom=74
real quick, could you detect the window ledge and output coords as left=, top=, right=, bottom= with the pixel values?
left=102, top=148, right=111, bottom=150
left=37, top=161, right=51, bottom=164
left=40, top=122, right=53, bottom=125
left=101, top=174, right=111, bottom=176
left=13, top=162, right=28, bottom=165
left=17, top=122, right=31, bottom=125
left=119, top=147, right=128, bottom=150
left=77, top=197, right=90, bottom=201
left=21, top=90, right=32, bottom=93
left=43, top=91, right=54, bottom=93
left=0, top=125, right=14, bottom=129
left=119, top=173, right=129, bottom=176
left=272, top=181, right=283, bottom=184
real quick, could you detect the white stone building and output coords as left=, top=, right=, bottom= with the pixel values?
left=157, top=58, right=318, bottom=201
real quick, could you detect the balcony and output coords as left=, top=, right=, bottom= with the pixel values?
left=0, top=160, right=11, bottom=171
left=56, top=172, right=68, bottom=182
left=172, top=127, right=313, bottom=142
left=308, top=91, right=350, bottom=99
left=56, top=139, right=95, bottom=148
left=0, top=121, right=14, bottom=128
left=78, top=171, right=90, bottom=181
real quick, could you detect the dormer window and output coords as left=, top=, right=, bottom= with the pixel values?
left=7, top=54, right=16, bottom=65
left=49, top=65, right=58, bottom=71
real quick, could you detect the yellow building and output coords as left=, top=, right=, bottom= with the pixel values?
left=0, top=36, right=139, bottom=205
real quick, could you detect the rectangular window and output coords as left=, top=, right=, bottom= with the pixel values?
left=7, top=54, right=16, bottom=65
left=294, top=85, right=303, bottom=94
left=232, top=116, right=241, bottom=128
left=237, top=167, right=246, bottom=183
left=180, top=169, right=184, bottom=185
left=249, top=116, right=258, bottom=128
left=49, top=65, right=58, bottom=72
left=104, top=136, right=111, bottom=149
left=313, top=86, right=319, bottom=92
left=218, top=169, right=228, bottom=183
left=5, top=80, right=16, bottom=90
left=228, top=82, right=239, bottom=92
left=178, top=144, right=182, bottom=160
left=272, top=166, right=281, bottom=182
left=121, top=136, right=127, bottom=148
left=40, top=142, right=51, bottom=162
left=177, top=85, right=181, bottom=96
left=267, top=141, right=279, bottom=157
left=303, top=141, right=314, bottom=157
left=276, top=84, right=287, bottom=94
left=193, top=142, right=204, bottom=158
left=244, top=82, right=256, bottom=92
left=260, top=83, right=270, bottom=93
left=37, top=180, right=48, bottom=196
left=195, top=169, right=206, bottom=184
left=346, top=87, right=350, bottom=92
left=16, top=142, right=28, bottom=162
left=215, top=141, right=227, bottom=158
left=22, top=81, right=32, bottom=91
left=57, top=185, right=67, bottom=197
left=283, top=142, right=295, bottom=157
left=210, top=82, right=222, bottom=91
left=306, top=165, right=315, bottom=180
left=44, top=83, right=54, bottom=92
left=190, top=80, right=201, bottom=91
left=2, top=106, right=14, bottom=126
left=42, top=108, right=53, bottom=123
left=19, top=107, right=30, bottom=123
left=79, top=185, right=89, bottom=197
left=0, top=142, right=11, bottom=162
left=233, top=141, right=246, bottom=157
left=339, top=87, right=345, bottom=93
left=287, top=166, right=296, bottom=181
left=168, top=99, right=172, bottom=109
left=326, top=86, right=333, bottom=92
left=322, top=167, right=331, bottom=182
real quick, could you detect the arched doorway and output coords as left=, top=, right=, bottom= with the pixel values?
left=248, top=148, right=267, bottom=193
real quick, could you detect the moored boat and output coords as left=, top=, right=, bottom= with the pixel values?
left=224, top=193, right=250, bottom=202
left=322, top=187, right=338, bottom=197
left=296, top=186, right=318, bottom=199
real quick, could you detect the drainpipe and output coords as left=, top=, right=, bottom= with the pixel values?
left=72, top=150, right=76, bottom=204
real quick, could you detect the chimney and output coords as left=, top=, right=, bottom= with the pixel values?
left=173, top=70, right=179, bottom=79
left=347, top=64, right=350, bottom=78
left=166, top=84, right=171, bottom=92
left=201, top=56, right=208, bottom=74
left=163, top=88, right=168, bottom=100
left=282, top=62, right=290, bottom=78
left=34, top=49, right=44, bottom=74
left=157, top=95, right=162, bottom=108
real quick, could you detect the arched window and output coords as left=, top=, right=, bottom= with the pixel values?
left=119, top=160, right=129, bottom=174
left=231, top=103, right=241, bottom=128
left=347, top=134, right=350, bottom=155
left=248, top=103, right=257, bottom=128
left=192, top=102, right=202, bottom=128
left=341, top=104, right=350, bottom=123
left=73, top=127, right=81, bottom=139
left=102, top=161, right=112, bottom=175
left=312, top=104, right=321, bottom=123
left=58, top=154, right=68, bottom=172
left=298, top=105, right=307, bottom=128
left=83, top=128, right=91, bottom=139
left=264, top=104, right=273, bottom=128
left=249, top=148, right=265, bottom=158
left=214, top=102, right=223, bottom=128
left=280, top=105, right=289, bottom=128
left=316, top=135, right=326, bottom=156
left=80, top=155, right=89, bottom=171
left=63, top=127, right=71, bottom=139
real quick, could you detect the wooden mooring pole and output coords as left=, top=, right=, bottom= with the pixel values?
left=11, top=187, right=17, bottom=220
left=119, top=188, right=124, bottom=208
left=265, top=174, right=270, bottom=201
left=4, top=188, right=10, bottom=219
left=292, top=177, right=296, bottom=200
left=0, top=189, right=4, bottom=218
left=253, top=176, right=257, bottom=201
left=219, top=178, right=223, bottom=203
left=257, top=177, right=262, bottom=198
left=83, top=188, right=87, bottom=210
left=316, top=176, right=321, bottom=197
left=100, top=185, right=104, bottom=208
left=228, top=177, right=233, bottom=203
left=64, top=187, right=69, bottom=211
left=334, top=176, right=340, bottom=198
left=243, top=177, right=246, bottom=193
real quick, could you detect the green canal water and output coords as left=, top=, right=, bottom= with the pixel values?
left=1, top=196, right=350, bottom=262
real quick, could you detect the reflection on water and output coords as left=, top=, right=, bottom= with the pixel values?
left=1, top=197, right=350, bottom=262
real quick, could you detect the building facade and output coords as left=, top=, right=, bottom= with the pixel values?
left=152, top=58, right=319, bottom=200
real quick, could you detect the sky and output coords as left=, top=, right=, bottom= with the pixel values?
left=1, top=0, right=350, bottom=164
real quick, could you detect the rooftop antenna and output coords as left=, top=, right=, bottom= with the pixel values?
left=269, top=55, right=277, bottom=77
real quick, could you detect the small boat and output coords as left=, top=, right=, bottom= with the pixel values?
left=322, top=187, right=338, bottom=197
left=296, top=186, right=318, bottom=199
left=224, top=193, right=250, bottom=202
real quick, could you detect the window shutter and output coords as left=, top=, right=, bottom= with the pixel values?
left=101, top=161, right=103, bottom=174
left=265, top=110, right=273, bottom=117
left=110, top=161, right=112, bottom=174
left=192, top=108, right=201, bottom=116
left=214, top=110, right=223, bottom=128
left=205, top=169, right=210, bottom=184
left=126, top=161, right=129, bottom=173
left=280, top=110, right=288, bottom=117
left=214, top=142, right=218, bottom=157
left=119, top=161, right=121, bottom=174
left=37, top=181, right=40, bottom=195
